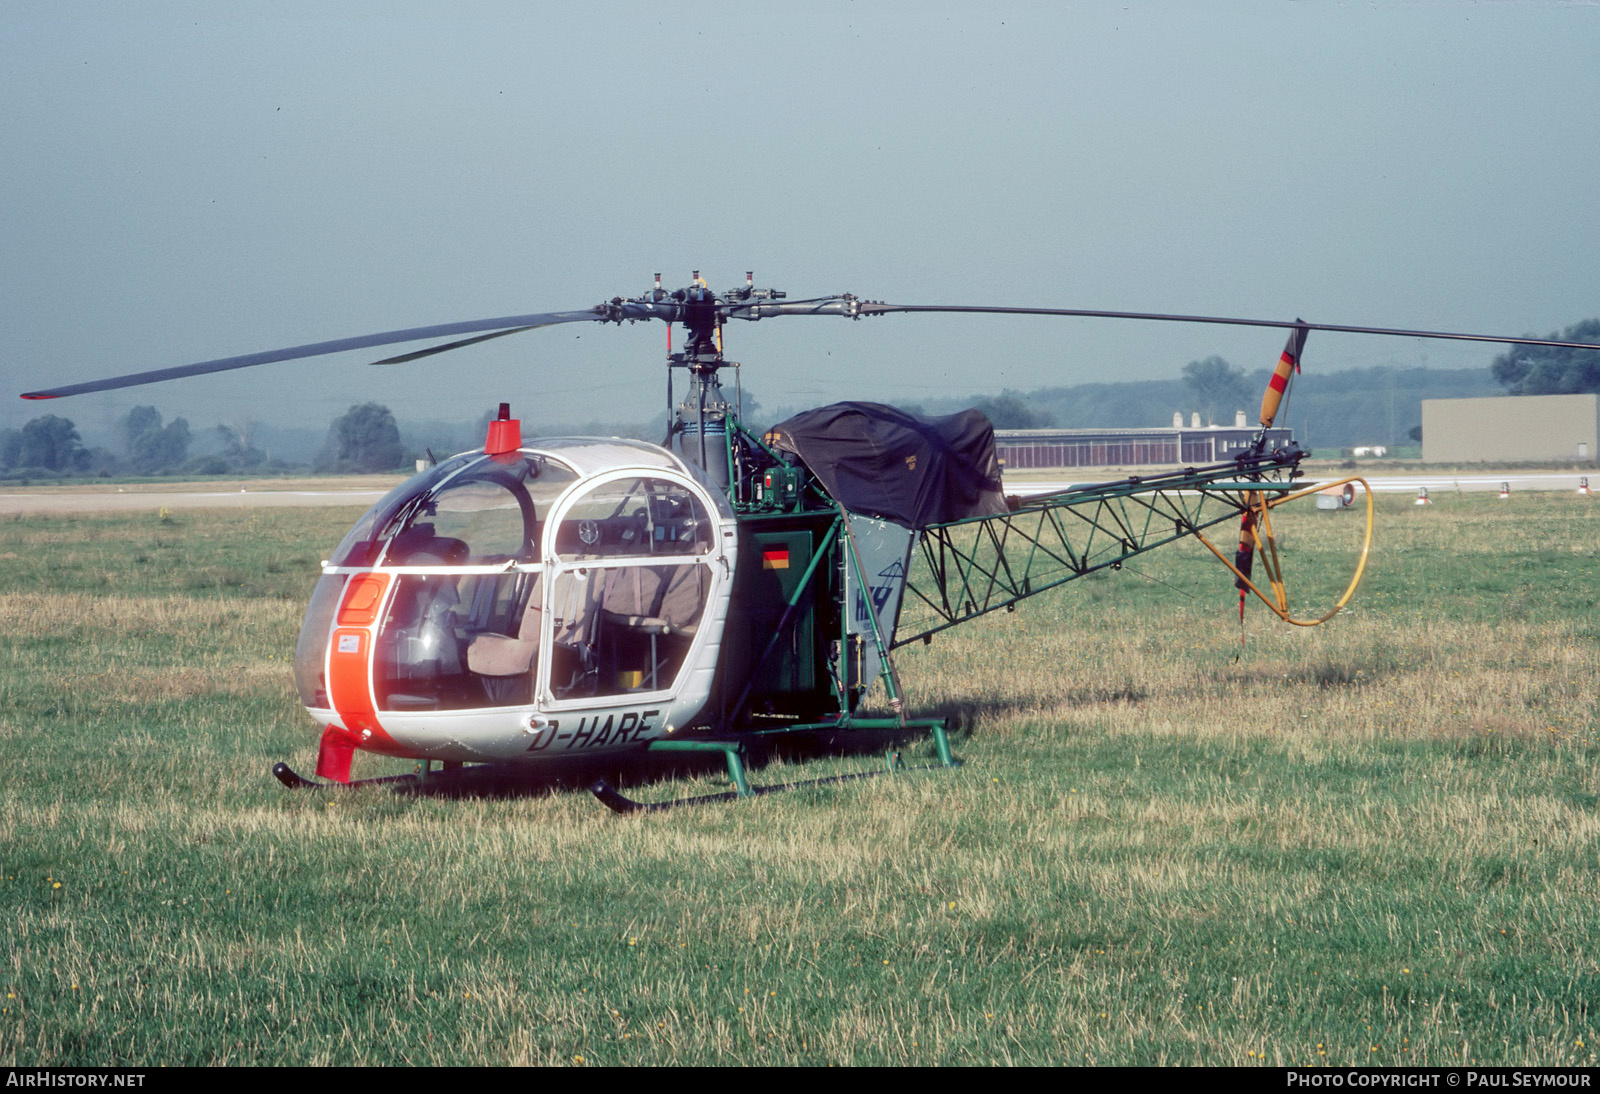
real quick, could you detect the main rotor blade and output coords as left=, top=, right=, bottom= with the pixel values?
left=369, top=325, right=541, bottom=365
left=20, top=308, right=604, bottom=400
left=854, top=303, right=1600, bottom=351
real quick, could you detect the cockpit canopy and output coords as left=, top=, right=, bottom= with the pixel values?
left=330, top=451, right=571, bottom=567
left=296, top=441, right=729, bottom=715
left=328, top=440, right=722, bottom=568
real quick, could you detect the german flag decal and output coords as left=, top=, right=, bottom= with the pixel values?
left=762, top=547, right=790, bottom=570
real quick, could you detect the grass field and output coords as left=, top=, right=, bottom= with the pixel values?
left=2, top=491, right=1597, bottom=1065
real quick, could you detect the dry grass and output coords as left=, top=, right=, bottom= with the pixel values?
left=2, top=493, right=1598, bottom=1064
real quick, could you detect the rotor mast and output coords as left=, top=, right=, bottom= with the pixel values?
left=672, top=272, right=732, bottom=487
left=613, top=271, right=791, bottom=489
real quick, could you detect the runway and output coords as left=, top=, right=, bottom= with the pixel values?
left=0, top=485, right=390, bottom=515
left=1335, top=473, right=1591, bottom=495
left=1009, top=471, right=1593, bottom=498
left=1, top=470, right=1592, bottom=516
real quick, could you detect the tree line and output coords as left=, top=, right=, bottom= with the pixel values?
left=908, top=317, right=1600, bottom=450
left=1489, top=319, right=1600, bottom=396
left=1, top=402, right=408, bottom=479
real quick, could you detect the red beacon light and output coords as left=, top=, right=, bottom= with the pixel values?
left=484, top=402, right=522, bottom=460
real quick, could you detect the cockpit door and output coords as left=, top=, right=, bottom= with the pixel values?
left=538, top=470, right=729, bottom=709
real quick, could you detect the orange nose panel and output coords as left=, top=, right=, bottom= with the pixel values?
left=337, top=573, right=388, bottom=625
left=325, top=573, right=398, bottom=778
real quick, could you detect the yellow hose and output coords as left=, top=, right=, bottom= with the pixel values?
left=1195, top=476, right=1373, bottom=626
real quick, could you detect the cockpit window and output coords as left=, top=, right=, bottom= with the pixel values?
left=554, top=477, right=712, bottom=561
left=383, top=456, right=577, bottom=566
left=330, top=453, right=480, bottom=566
left=328, top=453, right=581, bottom=568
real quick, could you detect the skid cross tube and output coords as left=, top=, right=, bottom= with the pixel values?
left=591, top=716, right=960, bottom=812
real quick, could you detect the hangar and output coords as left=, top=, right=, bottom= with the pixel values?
left=995, top=416, right=1294, bottom=470
left=1421, top=394, right=1598, bottom=463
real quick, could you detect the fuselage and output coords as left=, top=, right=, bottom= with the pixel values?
left=294, top=438, right=738, bottom=780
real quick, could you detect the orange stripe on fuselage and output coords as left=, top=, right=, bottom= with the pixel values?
left=327, top=572, right=400, bottom=755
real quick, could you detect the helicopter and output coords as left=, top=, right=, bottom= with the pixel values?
left=24, top=273, right=1600, bottom=810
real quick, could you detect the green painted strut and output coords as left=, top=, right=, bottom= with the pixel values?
left=648, top=738, right=753, bottom=798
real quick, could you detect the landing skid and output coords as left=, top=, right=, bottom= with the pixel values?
left=591, top=716, right=962, bottom=813
left=272, top=759, right=557, bottom=795
left=272, top=717, right=962, bottom=810
left=271, top=761, right=425, bottom=790
left=590, top=760, right=951, bottom=814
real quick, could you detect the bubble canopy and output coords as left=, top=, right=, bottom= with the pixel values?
left=295, top=440, right=732, bottom=720
left=328, top=451, right=575, bottom=568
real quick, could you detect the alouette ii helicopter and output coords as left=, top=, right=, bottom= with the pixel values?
left=23, top=273, right=1600, bottom=810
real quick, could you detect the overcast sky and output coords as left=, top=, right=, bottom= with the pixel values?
left=4, top=1, right=1597, bottom=441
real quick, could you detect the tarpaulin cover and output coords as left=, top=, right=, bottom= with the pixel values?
left=767, top=402, right=1008, bottom=528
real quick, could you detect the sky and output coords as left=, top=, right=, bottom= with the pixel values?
left=4, top=1, right=1598, bottom=443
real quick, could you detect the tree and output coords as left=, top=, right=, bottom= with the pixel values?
left=732, top=387, right=763, bottom=425
left=1491, top=319, right=1600, bottom=395
left=323, top=403, right=403, bottom=472
left=213, top=422, right=266, bottom=470
left=122, top=407, right=191, bottom=473
left=16, top=415, right=89, bottom=472
left=972, top=392, right=1055, bottom=429
left=121, top=405, right=163, bottom=451
left=1182, top=356, right=1252, bottom=425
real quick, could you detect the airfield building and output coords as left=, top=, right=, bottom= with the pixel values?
left=1421, top=394, right=1598, bottom=463
left=994, top=422, right=1293, bottom=470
